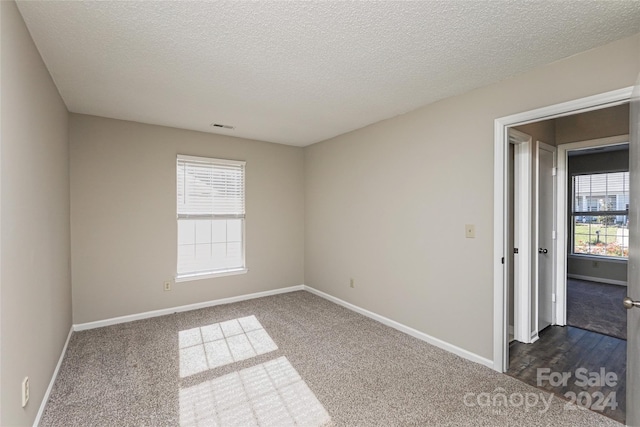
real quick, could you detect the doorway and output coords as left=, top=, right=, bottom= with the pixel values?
left=493, top=87, right=635, bottom=424
left=508, top=127, right=630, bottom=423
left=560, top=138, right=629, bottom=341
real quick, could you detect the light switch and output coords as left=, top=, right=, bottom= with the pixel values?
left=465, top=224, right=475, bottom=238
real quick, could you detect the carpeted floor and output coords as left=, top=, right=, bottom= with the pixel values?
left=41, top=291, right=621, bottom=426
left=567, top=278, right=627, bottom=340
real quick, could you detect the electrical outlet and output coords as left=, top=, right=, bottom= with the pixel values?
left=163, top=281, right=172, bottom=291
left=350, top=278, right=355, bottom=288
left=21, top=377, right=29, bottom=408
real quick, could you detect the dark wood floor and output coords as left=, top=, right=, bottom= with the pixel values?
left=508, top=326, right=626, bottom=424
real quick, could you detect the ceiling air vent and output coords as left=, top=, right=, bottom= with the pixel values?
left=210, top=123, right=235, bottom=130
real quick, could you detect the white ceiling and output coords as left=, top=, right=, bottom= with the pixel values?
left=16, top=1, right=640, bottom=147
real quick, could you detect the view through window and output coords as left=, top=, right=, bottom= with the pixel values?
left=572, top=171, right=629, bottom=258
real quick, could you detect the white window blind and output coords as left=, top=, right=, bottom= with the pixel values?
left=177, top=155, right=246, bottom=279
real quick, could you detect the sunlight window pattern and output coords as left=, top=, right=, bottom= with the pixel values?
left=179, top=316, right=277, bottom=378
left=179, top=357, right=331, bottom=427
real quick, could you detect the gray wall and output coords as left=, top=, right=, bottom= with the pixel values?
left=514, top=121, right=557, bottom=147
left=70, top=115, right=305, bottom=324
left=567, top=256, right=628, bottom=283
left=1, top=2, right=72, bottom=425
left=569, top=148, right=628, bottom=175
left=304, top=33, right=640, bottom=360
left=556, top=103, right=629, bottom=145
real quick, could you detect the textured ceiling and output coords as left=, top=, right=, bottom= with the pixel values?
left=16, top=1, right=640, bottom=147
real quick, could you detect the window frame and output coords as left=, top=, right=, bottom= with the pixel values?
left=570, top=170, right=629, bottom=260
left=176, top=154, right=247, bottom=282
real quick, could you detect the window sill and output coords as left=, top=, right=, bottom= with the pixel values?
left=176, top=268, right=248, bottom=283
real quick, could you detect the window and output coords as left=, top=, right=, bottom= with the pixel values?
left=571, top=171, right=628, bottom=258
left=177, top=155, right=246, bottom=280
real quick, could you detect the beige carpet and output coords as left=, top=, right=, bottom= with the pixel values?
left=40, top=291, right=621, bottom=426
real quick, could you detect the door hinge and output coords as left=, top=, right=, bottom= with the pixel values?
left=513, top=248, right=519, bottom=254
left=552, top=167, right=557, bottom=176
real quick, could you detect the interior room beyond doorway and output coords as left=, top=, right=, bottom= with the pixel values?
left=507, top=102, right=629, bottom=424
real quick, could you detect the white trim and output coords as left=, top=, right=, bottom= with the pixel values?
left=501, top=87, right=632, bottom=127
left=33, top=327, right=73, bottom=427
left=567, top=274, right=627, bottom=287
left=176, top=268, right=248, bottom=283
left=556, top=143, right=569, bottom=326
left=558, top=135, right=629, bottom=153
left=73, top=285, right=304, bottom=331
left=530, top=332, right=539, bottom=344
left=176, top=154, right=246, bottom=166
left=556, top=134, right=629, bottom=326
left=493, top=86, right=633, bottom=373
left=493, top=118, right=509, bottom=373
left=510, top=129, right=532, bottom=344
left=534, top=141, right=557, bottom=333
left=303, top=286, right=494, bottom=369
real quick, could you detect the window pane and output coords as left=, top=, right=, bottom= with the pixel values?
left=195, top=220, right=212, bottom=244
left=212, top=220, right=226, bottom=243
left=572, top=214, right=628, bottom=258
left=226, top=242, right=243, bottom=269
left=177, top=156, right=246, bottom=277
left=178, top=220, right=196, bottom=245
left=227, top=219, right=242, bottom=243
left=178, top=244, right=196, bottom=271
left=211, top=243, right=227, bottom=270
left=571, top=171, right=628, bottom=259
left=178, top=219, right=245, bottom=274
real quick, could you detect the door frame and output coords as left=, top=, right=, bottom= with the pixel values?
left=534, top=140, right=557, bottom=335
left=555, top=135, right=630, bottom=326
left=493, top=86, right=633, bottom=372
left=509, top=129, right=533, bottom=344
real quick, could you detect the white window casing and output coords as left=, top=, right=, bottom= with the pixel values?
left=176, top=155, right=247, bottom=280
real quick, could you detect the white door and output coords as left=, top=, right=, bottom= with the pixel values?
left=626, top=74, right=640, bottom=427
left=536, top=141, right=556, bottom=332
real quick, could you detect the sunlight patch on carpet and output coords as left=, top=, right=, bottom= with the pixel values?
left=179, top=356, right=331, bottom=426
left=179, top=315, right=278, bottom=378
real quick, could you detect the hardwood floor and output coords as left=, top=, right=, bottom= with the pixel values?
left=508, top=326, right=626, bottom=424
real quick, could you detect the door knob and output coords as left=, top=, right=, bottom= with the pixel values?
left=623, top=297, right=640, bottom=310
left=538, top=248, right=548, bottom=254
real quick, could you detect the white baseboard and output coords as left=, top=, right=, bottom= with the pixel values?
left=73, top=285, right=305, bottom=331
left=43, top=283, right=495, bottom=426
left=34, top=326, right=73, bottom=427
left=303, top=286, right=494, bottom=369
left=530, top=331, right=540, bottom=344
left=567, top=274, right=627, bottom=287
